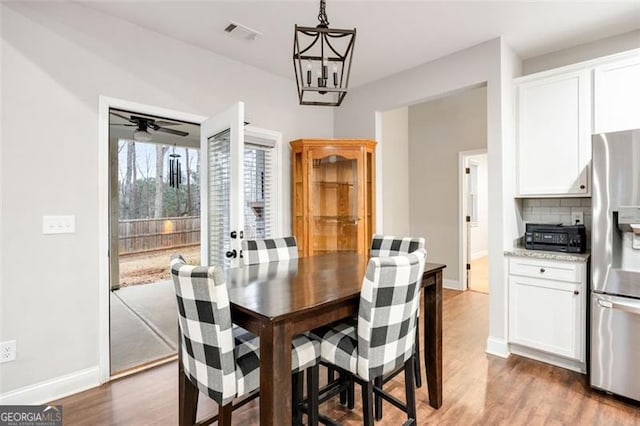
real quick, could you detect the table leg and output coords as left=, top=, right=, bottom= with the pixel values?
left=260, top=321, right=292, bottom=425
left=424, top=270, right=443, bottom=408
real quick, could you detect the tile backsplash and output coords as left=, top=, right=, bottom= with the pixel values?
left=520, top=198, right=592, bottom=247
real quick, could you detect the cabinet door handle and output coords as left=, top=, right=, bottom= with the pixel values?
left=574, top=290, right=580, bottom=295
left=540, top=268, right=546, bottom=273
left=579, top=184, right=585, bottom=190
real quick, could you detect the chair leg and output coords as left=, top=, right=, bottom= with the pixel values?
left=339, top=370, right=348, bottom=405
left=218, top=403, right=233, bottom=426
left=414, top=323, right=423, bottom=389
left=361, top=381, right=375, bottom=426
left=307, top=365, right=319, bottom=426
left=292, top=371, right=304, bottom=425
left=347, top=376, right=355, bottom=410
left=404, top=357, right=417, bottom=422
left=374, top=376, right=383, bottom=421
left=179, top=372, right=198, bottom=426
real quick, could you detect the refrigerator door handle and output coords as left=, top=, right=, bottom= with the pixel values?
left=597, top=298, right=640, bottom=315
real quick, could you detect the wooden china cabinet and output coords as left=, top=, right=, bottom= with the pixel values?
left=291, top=139, right=376, bottom=257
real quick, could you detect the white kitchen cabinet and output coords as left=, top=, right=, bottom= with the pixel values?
left=594, top=55, right=640, bottom=133
left=507, top=256, right=587, bottom=371
left=516, top=69, right=592, bottom=197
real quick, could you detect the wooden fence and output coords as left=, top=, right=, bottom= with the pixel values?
left=119, top=216, right=200, bottom=255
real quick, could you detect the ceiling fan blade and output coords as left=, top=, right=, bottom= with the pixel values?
left=111, top=123, right=137, bottom=127
left=154, top=126, right=189, bottom=137
left=154, top=120, right=181, bottom=127
left=109, top=111, right=134, bottom=122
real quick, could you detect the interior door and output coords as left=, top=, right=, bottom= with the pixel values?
left=200, top=102, right=245, bottom=268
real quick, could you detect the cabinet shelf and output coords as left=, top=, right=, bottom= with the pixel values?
left=313, top=181, right=355, bottom=187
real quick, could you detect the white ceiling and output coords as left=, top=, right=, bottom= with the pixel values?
left=83, top=1, right=640, bottom=88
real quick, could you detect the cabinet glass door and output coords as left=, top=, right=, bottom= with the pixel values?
left=310, top=151, right=363, bottom=255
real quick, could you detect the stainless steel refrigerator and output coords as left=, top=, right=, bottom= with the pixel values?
left=591, top=129, right=640, bottom=401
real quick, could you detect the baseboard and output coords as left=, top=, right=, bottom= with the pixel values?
left=0, top=366, right=100, bottom=405
left=443, top=278, right=462, bottom=290
left=510, top=344, right=586, bottom=373
left=471, top=250, right=488, bottom=260
left=485, top=336, right=510, bottom=358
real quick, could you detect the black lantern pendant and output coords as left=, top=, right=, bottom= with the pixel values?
left=293, top=0, right=356, bottom=106
left=169, top=147, right=182, bottom=189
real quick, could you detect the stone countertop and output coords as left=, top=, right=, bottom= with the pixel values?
left=504, top=248, right=590, bottom=263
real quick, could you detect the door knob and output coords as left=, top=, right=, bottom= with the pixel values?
left=225, top=250, right=237, bottom=258
left=574, top=290, right=580, bottom=295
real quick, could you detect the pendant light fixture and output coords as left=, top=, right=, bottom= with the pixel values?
left=293, top=0, right=356, bottom=107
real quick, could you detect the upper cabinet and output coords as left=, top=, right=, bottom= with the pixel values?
left=594, top=56, right=640, bottom=134
left=516, top=69, right=592, bottom=197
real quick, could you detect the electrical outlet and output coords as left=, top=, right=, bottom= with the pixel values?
left=0, top=340, right=16, bottom=363
left=571, top=211, right=584, bottom=225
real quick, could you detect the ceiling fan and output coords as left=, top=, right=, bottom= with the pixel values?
left=110, top=111, right=189, bottom=142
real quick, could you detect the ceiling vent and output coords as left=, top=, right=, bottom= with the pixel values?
left=224, top=21, right=262, bottom=42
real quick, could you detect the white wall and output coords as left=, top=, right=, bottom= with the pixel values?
left=380, top=107, right=409, bottom=236
left=407, top=87, right=487, bottom=284
left=523, top=29, right=640, bottom=75
left=469, top=153, right=489, bottom=259
left=334, top=38, right=522, bottom=357
left=0, top=2, right=333, bottom=400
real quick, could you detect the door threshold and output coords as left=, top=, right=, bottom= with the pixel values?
left=110, top=353, right=178, bottom=381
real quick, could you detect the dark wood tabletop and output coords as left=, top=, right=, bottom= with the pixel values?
left=224, top=253, right=445, bottom=426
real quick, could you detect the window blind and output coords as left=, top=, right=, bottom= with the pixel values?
left=208, top=130, right=231, bottom=267
left=244, top=143, right=274, bottom=240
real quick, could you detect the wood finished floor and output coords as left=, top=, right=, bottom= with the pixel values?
left=52, top=289, right=640, bottom=425
left=469, top=256, right=489, bottom=294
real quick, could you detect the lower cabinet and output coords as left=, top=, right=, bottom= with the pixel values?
left=507, top=256, right=587, bottom=371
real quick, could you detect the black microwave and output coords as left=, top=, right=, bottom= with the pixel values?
left=524, top=223, right=586, bottom=253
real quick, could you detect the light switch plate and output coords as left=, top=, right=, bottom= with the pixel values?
left=43, top=215, right=75, bottom=234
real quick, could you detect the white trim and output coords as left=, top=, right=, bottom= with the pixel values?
left=458, top=149, right=487, bottom=291
left=485, top=337, right=510, bottom=358
left=245, top=125, right=284, bottom=237
left=510, top=344, right=585, bottom=373
left=98, top=96, right=207, bottom=383
left=0, top=367, right=99, bottom=405
left=373, top=110, right=383, bottom=234
left=515, top=48, right=640, bottom=84
left=443, top=278, right=463, bottom=291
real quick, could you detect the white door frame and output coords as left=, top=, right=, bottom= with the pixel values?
left=458, top=149, right=487, bottom=291
left=245, top=125, right=284, bottom=237
left=98, top=96, right=207, bottom=383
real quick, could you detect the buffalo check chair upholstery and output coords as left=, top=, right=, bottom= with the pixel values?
left=370, top=234, right=426, bottom=419
left=317, top=249, right=427, bottom=426
left=170, top=254, right=320, bottom=426
left=370, top=234, right=425, bottom=257
left=242, top=236, right=298, bottom=265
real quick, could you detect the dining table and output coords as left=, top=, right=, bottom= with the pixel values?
left=224, top=252, right=445, bottom=426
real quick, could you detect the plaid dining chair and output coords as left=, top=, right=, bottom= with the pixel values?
left=242, top=236, right=298, bottom=265
left=370, top=234, right=425, bottom=257
left=317, top=249, right=427, bottom=426
left=370, top=234, right=426, bottom=419
left=170, top=254, right=320, bottom=426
